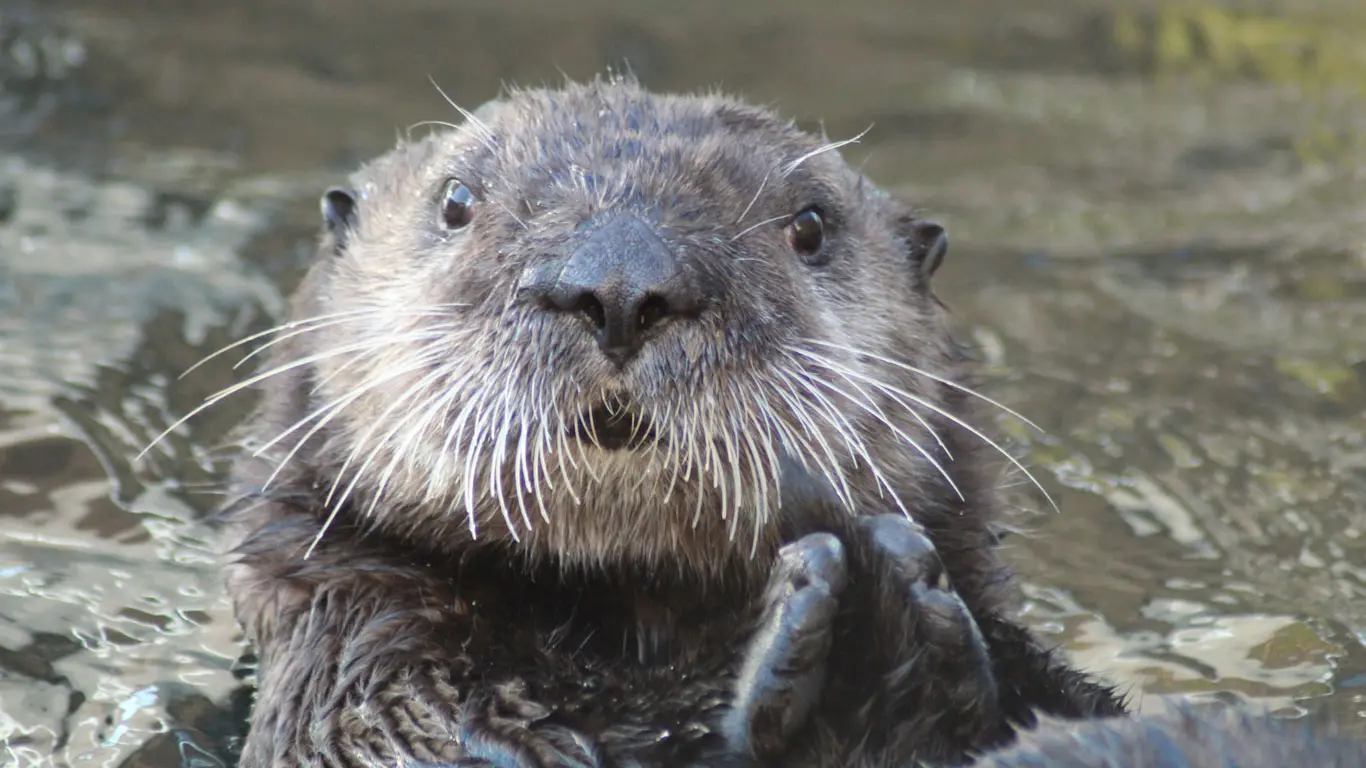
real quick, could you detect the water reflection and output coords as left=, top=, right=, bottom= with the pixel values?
left=2, top=0, right=1364, bottom=764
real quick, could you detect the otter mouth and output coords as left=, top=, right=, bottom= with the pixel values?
left=570, top=401, right=660, bottom=451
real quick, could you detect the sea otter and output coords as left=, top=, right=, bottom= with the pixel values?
left=173, top=76, right=1129, bottom=766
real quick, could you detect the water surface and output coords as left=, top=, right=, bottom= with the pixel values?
left=2, top=0, right=1364, bottom=764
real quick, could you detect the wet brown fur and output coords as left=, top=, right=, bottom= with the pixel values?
left=218, top=76, right=1126, bottom=767
left=973, top=703, right=1366, bottom=767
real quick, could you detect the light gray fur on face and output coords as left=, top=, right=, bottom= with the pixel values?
left=283, top=77, right=961, bottom=577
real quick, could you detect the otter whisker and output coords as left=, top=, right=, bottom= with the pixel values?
left=792, top=342, right=952, bottom=458
left=303, top=354, right=455, bottom=557
left=423, top=370, right=482, bottom=507
left=319, top=357, right=459, bottom=547
left=805, top=352, right=1061, bottom=514
left=432, top=375, right=494, bottom=535
left=459, top=379, right=500, bottom=538
left=181, top=305, right=465, bottom=380
left=178, top=307, right=393, bottom=380
left=702, top=390, right=725, bottom=492
left=256, top=330, right=460, bottom=459
left=234, top=308, right=465, bottom=370
left=573, top=399, right=603, bottom=483
left=782, top=367, right=910, bottom=518
left=407, top=119, right=462, bottom=134
left=485, top=392, right=514, bottom=536
left=688, top=399, right=710, bottom=529
left=811, top=363, right=964, bottom=502
left=734, top=170, right=771, bottom=226
left=721, top=387, right=745, bottom=542
left=806, top=338, right=1047, bottom=435
left=659, top=402, right=686, bottom=505
left=627, top=406, right=647, bottom=446
left=322, top=351, right=462, bottom=512
left=489, top=386, right=533, bottom=536
left=716, top=425, right=737, bottom=536
left=491, top=199, right=529, bottom=231
left=630, top=400, right=669, bottom=497
left=256, top=355, right=438, bottom=494
left=810, top=383, right=911, bottom=517
left=744, top=386, right=786, bottom=520
left=625, top=404, right=663, bottom=498
left=365, top=360, right=471, bottom=523
left=728, top=214, right=787, bottom=244
left=551, top=405, right=581, bottom=507
left=679, top=398, right=699, bottom=485
left=529, top=409, right=552, bottom=525
left=581, top=399, right=604, bottom=451
left=725, top=379, right=775, bottom=546
left=476, top=378, right=529, bottom=540
left=780, top=126, right=872, bottom=178
left=528, top=389, right=555, bottom=495
left=794, top=350, right=965, bottom=502
left=351, top=382, right=453, bottom=552
left=138, top=331, right=447, bottom=461
left=512, top=405, right=535, bottom=526
left=733, top=385, right=778, bottom=555
left=763, top=405, right=831, bottom=512
left=427, top=75, right=497, bottom=151
left=767, top=368, right=859, bottom=512
left=307, top=340, right=395, bottom=398
left=757, top=391, right=826, bottom=502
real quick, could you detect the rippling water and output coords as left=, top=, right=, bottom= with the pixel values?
left=2, top=0, right=1364, bottom=764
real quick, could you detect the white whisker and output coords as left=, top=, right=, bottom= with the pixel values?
left=767, top=368, right=858, bottom=512
left=427, top=76, right=497, bottom=150
left=789, top=370, right=910, bottom=518
left=137, top=331, right=447, bottom=462
left=780, top=125, right=872, bottom=178
left=793, top=347, right=1059, bottom=513
left=805, top=339, right=1046, bottom=434
left=792, top=349, right=965, bottom=502
left=734, top=171, right=771, bottom=226
left=729, top=214, right=787, bottom=244
left=233, top=307, right=464, bottom=370
left=178, top=308, right=384, bottom=380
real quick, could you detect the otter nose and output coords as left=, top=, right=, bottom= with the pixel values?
left=531, top=214, right=699, bottom=366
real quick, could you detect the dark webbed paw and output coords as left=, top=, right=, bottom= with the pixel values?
left=858, top=515, right=998, bottom=704
left=722, top=531, right=848, bottom=760
left=851, top=513, right=1002, bottom=749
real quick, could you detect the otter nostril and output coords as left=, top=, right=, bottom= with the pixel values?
left=525, top=214, right=701, bottom=366
left=574, top=294, right=607, bottom=330
left=637, top=294, right=670, bottom=333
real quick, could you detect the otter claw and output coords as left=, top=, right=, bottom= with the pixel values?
left=723, top=532, right=847, bottom=759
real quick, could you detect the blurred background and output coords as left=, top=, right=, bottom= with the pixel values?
left=1, top=0, right=1364, bottom=765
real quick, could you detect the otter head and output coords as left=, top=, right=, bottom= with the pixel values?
left=271, top=77, right=961, bottom=577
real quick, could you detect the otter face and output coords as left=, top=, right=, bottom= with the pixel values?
left=292, top=78, right=958, bottom=572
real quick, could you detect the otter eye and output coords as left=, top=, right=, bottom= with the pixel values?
left=787, top=207, right=825, bottom=262
left=438, top=178, right=476, bottom=230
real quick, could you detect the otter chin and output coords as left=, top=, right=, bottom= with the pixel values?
left=196, top=76, right=1131, bottom=767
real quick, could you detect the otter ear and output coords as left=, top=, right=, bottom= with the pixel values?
left=906, top=219, right=948, bottom=280
left=321, top=187, right=358, bottom=245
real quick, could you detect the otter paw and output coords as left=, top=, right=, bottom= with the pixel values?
left=855, top=514, right=999, bottom=722
left=442, top=690, right=607, bottom=768
left=722, top=532, right=848, bottom=760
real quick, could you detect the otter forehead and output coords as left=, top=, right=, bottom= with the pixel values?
left=466, top=81, right=847, bottom=218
